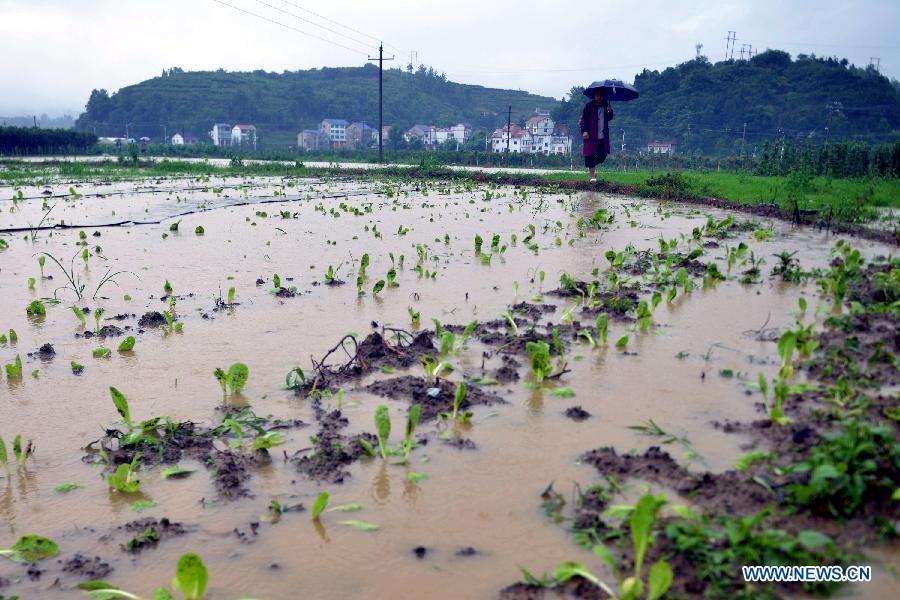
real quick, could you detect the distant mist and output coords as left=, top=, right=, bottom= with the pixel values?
left=0, top=114, right=75, bottom=129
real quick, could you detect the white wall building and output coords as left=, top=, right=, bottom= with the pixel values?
left=231, top=124, right=257, bottom=149
left=490, top=126, right=533, bottom=153
left=209, top=123, right=231, bottom=146
left=321, top=119, right=349, bottom=147
left=171, top=133, right=184, bottom=145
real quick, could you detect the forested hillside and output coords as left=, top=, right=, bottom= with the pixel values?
left=551, top=50, right=900, bottom=155
left=74, top=65, right=557, bottom=147
left=74, top=50, right=900, bottom=155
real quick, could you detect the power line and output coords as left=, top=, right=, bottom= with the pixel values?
left=251, top=0, right=375, bottom=52
left=275, top=0, right=411, bottom=59
left=209, top=0, right=369, bottom=56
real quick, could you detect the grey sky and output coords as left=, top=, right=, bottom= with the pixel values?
left=1, top=0, right=898, bottom=116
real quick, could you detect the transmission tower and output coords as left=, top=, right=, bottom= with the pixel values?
left=695, top=43, right=703, bottom=59
left=869, top=57, right=881, bottom=72
left=724, top=31, right=736, bottom=60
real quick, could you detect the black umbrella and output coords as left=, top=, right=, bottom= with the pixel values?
left=583, top=79, right=639, bottom=102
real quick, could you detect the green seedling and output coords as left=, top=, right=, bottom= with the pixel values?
left=164, top=280, right=173, bottom=295
left=26, top=299, right=46, bottom=316
left=94, top=307, right=104, bottom=333
left=372, top=279, right=385, bottom=296
left=93, top=347, right=112, bottom=359
left=107, top=453, right=141, bottom=493
left=38, top=255, right=46, bottom=277
left=4, top=355, right=22, bottom=379
left=615, top=334, right=629, bottom=349
left=71, top=305, right=87, bottom=327
left=195, top=225, right=205, bottom=235
left=439, top=382, right=472, bottom=425
left=79, top=552, right=209, bottom=599
left=402, top=404, right=422, bottom=462
left=213, top=363, right=249, bottom=396
left=591, top=493, right=673, bottom=600
left=252, top=431, right=285, bottom=451
left=386, top=268, right=399, bottom=288
left=375, top=404, right=391, bottom=460
left=169, top=220, right=181, bottom=232
left=502, top=311, right=519, bottom=336
left=227, top=287, right=236, bottom=305
left=407, top=306, right=420, bottom=326
left=312, top=491, right=329, bottom=520
left=0, top=535, right=60, bottom=562
left=118, top=336, right=136, bottom=352
left=28, top=276, right=36, bottom=289
left=110, top=386, right=134, bottom=431
left=526, top=341, right=553, bottom=384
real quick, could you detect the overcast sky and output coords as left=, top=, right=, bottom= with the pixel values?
left=1, top=0, right=898, bottom=116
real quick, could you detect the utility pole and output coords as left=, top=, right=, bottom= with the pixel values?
left=740, top=122, right=747, bottom=159
left=33, top=115, right=37, bottom=127
left=824, top=101, right=843, bottom=148
left=368, top=43, right=394, bottom=163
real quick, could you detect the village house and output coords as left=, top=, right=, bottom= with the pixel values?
left=490, top=125, right=532, bottom=154
left=298, top=129, right=329, bottom=151
left=490, top=113, right=571, bottom=155
left=320, top=119, right=349, bottom=148
left=404, top=124, right=435, bottom=144
left=231, top=124, right=257, bottom=149
left=170, top=133, right=198, bottom=145
left=209, top=123, right=231, bottom=147
left=646, top=140, right=675, bottom=154
left=346, top=122, right=376, bottom=149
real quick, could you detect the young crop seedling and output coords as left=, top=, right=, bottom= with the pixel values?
left=0, top=535, right=59, bottom=562
left=402, top=404, right=422, bottom=463
left=526, top=341, right=553, bottom=384
left=80, top=551, right=209, bottom=599
left=438, top=382, right=472, bottom=425
left=4, top=355, right=23, bottom=379
left=213, top=363, right=249, bottom=396
left=107, top=453, right=142, bottom=493
left=589, top=493, right=673, bottom=600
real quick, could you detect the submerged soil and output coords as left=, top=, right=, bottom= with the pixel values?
left=0, top=172, right=896, bottom=599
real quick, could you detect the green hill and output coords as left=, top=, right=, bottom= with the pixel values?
left=75, top=51, right=900, bottom=155
left=74, top=65, right=558, bottom=147
left=551, top=50, right=900, bottom=156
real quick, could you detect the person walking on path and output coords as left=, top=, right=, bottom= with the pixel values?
left=580, top=88, right=614, bottom=183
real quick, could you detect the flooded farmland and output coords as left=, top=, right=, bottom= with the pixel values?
left=0, top=171, right=897, bottom=599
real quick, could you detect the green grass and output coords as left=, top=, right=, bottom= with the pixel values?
left=541, top=169, right=900, bottom=220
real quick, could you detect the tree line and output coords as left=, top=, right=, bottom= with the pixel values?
left=0, top=126, right=97, bottom=155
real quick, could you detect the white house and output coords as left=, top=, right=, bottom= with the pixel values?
left=647, top=140, right=675, bottom=154
left=171, top=133, right=184, bottom=145
left=231, top=124, right=257, bottom=149
left=320, top=119, right=349, bottom=147
left=490, top=125, right=532, bottom=153
left=448, top=123, right=471, bottom=144
left=549, top=136, right=572, bottom=155
left=210, top=123, right=231, bottom=146
left=526, top=116, right=554, bottom=136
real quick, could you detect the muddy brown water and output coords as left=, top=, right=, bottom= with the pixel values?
left=0, top=176, right=896, bottom=598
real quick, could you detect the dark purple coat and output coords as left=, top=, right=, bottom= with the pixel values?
left=579, top=100, right=614, bottom=157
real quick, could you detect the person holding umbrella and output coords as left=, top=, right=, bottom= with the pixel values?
left=579, top=80, right=639, bottom=183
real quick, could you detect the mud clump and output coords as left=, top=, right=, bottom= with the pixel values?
left=60, top=554, right=113, bottom=580
left=28, top=343, right=55, bottom=360
left=207, top=449, right=254, bottom=499
left=365, top=375, right=506, bottom=422
left=293, top=409, right=376, bottom=484
left=581, top=446, right=773, bottom=517
left=138, top=311, right=166, bottom=329
left=499, top=576, right=608, bottom=599
left=81, top=324, right=126, bottom=338
left=564, top=406, right=591, bottom=421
